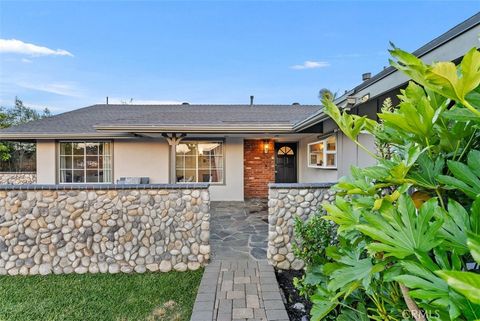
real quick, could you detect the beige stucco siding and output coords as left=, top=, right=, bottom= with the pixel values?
left=210, top=137, right=244, bottom=201
left=36, top=140, right=56, bottom=184
left=113, top=140, right=169, bottom=184
left=353, top=25, right=480, bottom=104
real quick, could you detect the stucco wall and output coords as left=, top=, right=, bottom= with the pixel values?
left=352, top=25, right=480, bottom=104
left=34, top=139, right=243, bottom=201
left=113, top=140, right=169, bottom=184
left=298, top=134, right=338, bottom=183
left=36, top=140, right=56, bottom=184
left=210, top=137, right=244, bottom=201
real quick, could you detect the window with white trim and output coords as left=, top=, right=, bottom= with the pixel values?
left=175, top=141, right=224, bottom=184
left=307, top=135, right=337, bottom=168
left=59, top=141, right=112, bottom=183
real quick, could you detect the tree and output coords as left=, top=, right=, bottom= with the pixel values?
left=0, top=97, right=51, bottom=170
left=318, top=88, right=336, bottom=102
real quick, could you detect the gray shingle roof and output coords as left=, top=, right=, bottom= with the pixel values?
left=0, top=104, right=321, bottom=138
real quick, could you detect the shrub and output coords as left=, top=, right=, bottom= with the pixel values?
left=298, top=46, right=480, bottom=321
left=293, top=214, right=335, bottom=267
left=292, top=214, right=335, bottom=298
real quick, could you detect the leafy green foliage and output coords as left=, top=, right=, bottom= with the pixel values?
left=297, top=46, right=480, bottom=321
left=436, top=234, right=480, bottom=306
left=357, top=197, right=443, bottom=259
left=293, top=214, right=336, bottom=299
left=0, top=97, right=51, bottom=170
left=293, top=214, right=335, bottom=266
left=438, top=150, right=480, bottom=199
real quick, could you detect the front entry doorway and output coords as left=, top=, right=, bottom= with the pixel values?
left=274, top=143, right=297, bottom=183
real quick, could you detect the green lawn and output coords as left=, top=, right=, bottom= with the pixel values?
left=0, top=270, right=203, bottom=321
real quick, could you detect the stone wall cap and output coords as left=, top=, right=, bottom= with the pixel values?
left=0, top=183, right=210, bottom=191
left=0, top=172, right=36, bottom=174
left=268, top=182, right=336, bottom=189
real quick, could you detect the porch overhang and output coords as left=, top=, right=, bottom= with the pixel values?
left=93, top=123, right=296, bottom=134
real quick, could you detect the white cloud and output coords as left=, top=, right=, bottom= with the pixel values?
left=16, top=82, right=82, bottom=97
left=0, top=39, right=73, bottom=57
left=290, top=60, right=330, bottom=70
left=21, top=58, right=33, bottom=64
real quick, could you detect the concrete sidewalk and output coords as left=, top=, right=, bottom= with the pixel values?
left=190, top=259, right=289, bottom=321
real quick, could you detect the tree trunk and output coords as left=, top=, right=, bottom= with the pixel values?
left=400, top=283, right=426, bottom=321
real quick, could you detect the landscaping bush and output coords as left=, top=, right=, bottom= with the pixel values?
left=292, top=214, right=335, bottom=298
left=297, top=47, right=480, bottom=321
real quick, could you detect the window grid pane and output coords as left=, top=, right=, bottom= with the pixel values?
left=308, top=136, right=336, bottom=168
left=59, top=141, right=112, bottom=183
left=176, top=141, right=223, bottom=183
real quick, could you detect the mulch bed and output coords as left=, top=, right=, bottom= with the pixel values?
left=275, top=268, right=311, bottom=321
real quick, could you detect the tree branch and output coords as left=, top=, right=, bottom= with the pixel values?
left=400, top=283, right=426, bottom=321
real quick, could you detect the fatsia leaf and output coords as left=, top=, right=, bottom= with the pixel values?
left=435, top=234, right=480, bottom=314
left=459, top=47, right=480, bottom=98
left=438, top=149, right=480, bottom=199
left=467, top=233, right=480, bottom=264
left=425, top=61, right=460, bottom=101
left=310, top=287, right=338, bottom=321
left=465, top=85, right=480, bottom=109
left=357, top=196, right=443, bottom=259
left=408, top=154, right=444, bottom=189
left=322, top=197, right=361, bottom=234
left=443, top=106, right=480, bottom=123
left=323, top=98, right=377, bottom=145
left=389, top=46, right=428, bottom=88
left=395, top=261, right=465, bottom=320
left=435, top=271, right=480, bottom=305
left=436, top=199, right=471, bottom=255
left=472, top=198, right=480, bottom=235
left=336, top=303, right=369, bottom=321
left=327, top=250, right=386, bottom=293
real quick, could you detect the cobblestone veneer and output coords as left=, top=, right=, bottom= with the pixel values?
left=0, top=184, right=210, bottom=275
left=0, top=173, right=36, bottom=184
left=267, top=183, right=335, bottom=270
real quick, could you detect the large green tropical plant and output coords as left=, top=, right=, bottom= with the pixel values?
left=298, top=47, right=480, bottom=321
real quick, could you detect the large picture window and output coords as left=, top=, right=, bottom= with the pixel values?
left=308, top=135, right=337, bottom=168
left=175, top=141, right=224, bottom=184
left=59, top=141, right=112, bottom=183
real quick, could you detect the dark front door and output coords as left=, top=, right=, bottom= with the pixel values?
left=275, top=143, right=297, bottom=183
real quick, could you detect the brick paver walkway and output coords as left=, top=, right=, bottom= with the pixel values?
left=191, top=260, right=289, bottom=321
left=191, top=202, right=289, bottom=321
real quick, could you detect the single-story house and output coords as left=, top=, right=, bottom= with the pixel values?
left=0, top=102, right=374, bottom=201
left=0, top=12, right=478, bottom=201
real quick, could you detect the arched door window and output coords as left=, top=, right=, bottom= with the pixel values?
left=277, top=146, right=295, bottom=156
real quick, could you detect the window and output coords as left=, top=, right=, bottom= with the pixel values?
left=308, top=135, right=337, bottom=168
left=175, top=141, right=224, bottom=184
left=59, top=141, right=112, bottom=183
left=277, top=146, right=294, bottom=156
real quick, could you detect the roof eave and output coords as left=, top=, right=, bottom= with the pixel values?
left=94, top=124, right=296, bottom=134
left=0, top=132, right=135, bottom=140
left=292, top=112, right=329, bottom=132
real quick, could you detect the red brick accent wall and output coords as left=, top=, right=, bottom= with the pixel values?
left=244, top=139, right=275, bottom=199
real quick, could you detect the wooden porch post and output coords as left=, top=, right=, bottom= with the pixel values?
left=162, top=133, right=186, bottom=184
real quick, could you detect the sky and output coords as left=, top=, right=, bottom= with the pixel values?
left=0, top=1, right=479, bottom=114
